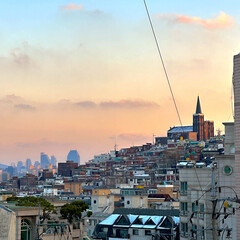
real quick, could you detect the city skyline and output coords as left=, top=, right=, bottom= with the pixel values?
left=0, top=0, right=238, bottom=164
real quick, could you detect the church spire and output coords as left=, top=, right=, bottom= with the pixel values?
left=196, top=95, right=202, bottom=114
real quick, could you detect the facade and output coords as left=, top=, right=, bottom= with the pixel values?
left=0, top=205, right=16, bottom=240
left=167, top=126, right=197, bottom=141
left=179, top=122, right=236, bottom=240
left=91, top=194, right=115, bottom=214
left=19, top=174, right=38, bottom=191
left=233, top=52, right=240, bottom=239
left=58, top=161, right=78, bottom=177
left=64, top=181, right=82, bottom=195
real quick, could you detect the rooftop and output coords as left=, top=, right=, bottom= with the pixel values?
left=168, top=126, right=193, bottom=133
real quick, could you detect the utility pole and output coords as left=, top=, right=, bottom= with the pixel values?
left=211, top=165, right=218, bottom=240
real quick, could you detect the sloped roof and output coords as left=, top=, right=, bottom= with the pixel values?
left=168, top=126, right=193, bottom=133
left=196, top=95, right=202, bottom=114
left=113, top=208, right=179, bottom=217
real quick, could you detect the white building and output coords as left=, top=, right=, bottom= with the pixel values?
left=179, top=122, right=236, bottom=240
left=233, top=52, right=240, bottom=239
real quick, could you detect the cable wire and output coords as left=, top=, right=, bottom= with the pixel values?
left=143, top=0, right=184, bottom=132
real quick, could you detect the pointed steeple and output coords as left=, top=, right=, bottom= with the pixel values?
left=195, top=95, right=202, bottom=114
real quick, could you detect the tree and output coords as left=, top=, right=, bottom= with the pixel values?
left=6, top=196, right=56, bottom=223
left=60, top=201, right=89, bottom=223
left=87, top=211, right=92, bottom=217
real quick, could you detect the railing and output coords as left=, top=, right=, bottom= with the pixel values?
left=180, top=232, right=189, bottom=238
left=180, top=190, right=188, bottom=196
left=180, top=210, right=189, bottom=216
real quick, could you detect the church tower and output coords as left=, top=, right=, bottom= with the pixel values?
left=193, top=96, right=204, bottom=141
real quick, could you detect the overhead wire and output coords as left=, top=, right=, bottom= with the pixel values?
left=142, top=3, right=213, bottom=238
left=142, top=0, right=184, bottom=132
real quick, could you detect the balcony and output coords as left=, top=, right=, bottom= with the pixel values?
left=180, top=210, right=189, bottom=216
left=180, top=190, right=188, bottom=196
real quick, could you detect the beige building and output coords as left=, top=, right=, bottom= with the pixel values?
left=157, top=185, right=174, bottom=197
left=0, top=192, right=12, bottom=201
left=92, top=189, right=111, bottom=196
left=64, top=181, right=82, bottom=195
left=91, top=194, right=115, bottom=214
left=0, top=205, right=16, bottom=240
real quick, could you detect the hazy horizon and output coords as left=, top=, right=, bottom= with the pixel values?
left=0, top=0, right=238, bottom=164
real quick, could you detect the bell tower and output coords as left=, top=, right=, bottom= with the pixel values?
left=193, top=95, right=204, bottom=141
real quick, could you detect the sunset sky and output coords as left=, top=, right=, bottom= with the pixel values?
left=0, top=0, right=239, bottom=164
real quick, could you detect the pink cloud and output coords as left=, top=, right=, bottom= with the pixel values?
left=62, top=3, right=83, bottom=11
left=156, top=11, right=234, bottom=29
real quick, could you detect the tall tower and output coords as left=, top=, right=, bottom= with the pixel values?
left=233, top=53, right=240, bottom=238
left=193, top=96, right=204, bottom=141
left=67, top=150, right=80, bottom=165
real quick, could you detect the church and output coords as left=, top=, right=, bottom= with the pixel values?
left=167, top=96, right=214, bottom=141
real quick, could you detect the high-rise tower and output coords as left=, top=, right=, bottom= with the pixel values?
left=193, top=96, right=204, bottom=141
left=233, top=53, right=240, bottom=238
left=67, top=150, right=80, bottom=165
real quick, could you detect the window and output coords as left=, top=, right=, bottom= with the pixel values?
left=21, top=219, right=32, bottom=240
left=133, top=229, right=139, bottom=235
left=201, top=226, right=205, bottom=239
left=192, top=224, right=197, bottom=235
left=145, top=230, right=151, bottom=235
left=127, top=200, right=130, bottom=205
left=200, top=204, right=204, bottom=219
left=116, top=229, right=128, bottom=238
left=180, top=202, right=188, bottom=215
left=180, top=182, right=188, bottom=195
left=192, top=202, right=197, bottom=217
left=93, top=200, right=96, bottom=204
left=181, top=223, right=188, bottom=237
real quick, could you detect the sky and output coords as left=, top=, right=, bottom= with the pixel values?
left=0, top=0, right=239, bottom=165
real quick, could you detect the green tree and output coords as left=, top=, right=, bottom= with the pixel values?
left=87, top=211, right=92, bottom=217
left=6, top=196, right=56, bottom=223
left=60, top=201, right=89, bottom=223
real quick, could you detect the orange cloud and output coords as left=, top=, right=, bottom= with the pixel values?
left=62, top=3, right=83, bottom=11
left=156, top=12, right=234, bottom=29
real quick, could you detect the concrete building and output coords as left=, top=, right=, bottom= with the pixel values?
left=64, top=181, right=82, bottom=195
left=233, top=52, right=240, bottom=239
left=91, top=194, right=115, bottom=214
left=121, top=188, right=148, bottom=209
left=58, top=161, right=78, bottom=177
left=92, top=209, right=179, bottom=240
left=0, top=205, right=16, bottom=240
left=157, top=185, right=174, bottom=198
left=179, top=122, right=236, bottom=240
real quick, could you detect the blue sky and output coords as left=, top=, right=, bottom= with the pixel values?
left=0, top=0, right=239, bottom=163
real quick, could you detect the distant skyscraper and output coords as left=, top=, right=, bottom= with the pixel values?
left=67, top=150, right=80, bottom=165
left=34, top=161, right=40, bottom=169
left=25, top=158, right=32, bottom=172
left=40, top=152, right=50, bottom=169
left=17, top=161, right=23, bottom=173
left=6, top=166, right=16, bottom=178
left=50, top=155, right=57, bottom=167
